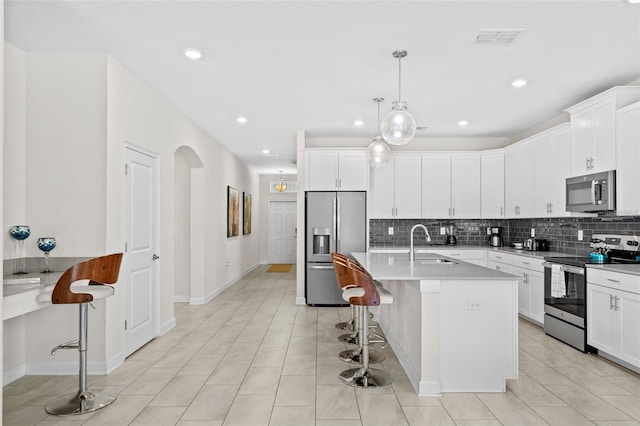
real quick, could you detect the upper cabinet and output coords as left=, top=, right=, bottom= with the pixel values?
left=533, top=124, right=571, bottom=217
left=421, top=153, right=481, bottom=219
left=305, top=150, right=368, bottom=191
left=481, top=151, right=505, bottom=218
left=565, top=86, right=640, bottom=176
left=505, top=141, right=535, bottom=218
left=616, top=102, right=640, bottom=216
left=370, top=154, right=421, bottom=218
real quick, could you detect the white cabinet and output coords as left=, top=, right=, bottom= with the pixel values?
left=587, top=269, right=640, bottom=370
left=421, top=153, right=481, bottom=219
left=533, top=124, right=571, bottom=216
left=370, top=154, right=421, bottom=218
left=487, top=251, right=544, bottom=325
left=505, top=141, right=535, bottom=218
left=306, top=150, right=368, bottom=190
left=565, top=86, right=640, bottom=175
left=481, top=151, right=505, bottom=218
left=421, top=155, right=450, bottom=218
left=451, top=154, right=481, bottom=218
left=511, top=264, right=544, bottom=325
left=616, top=102, right=640, bottom=215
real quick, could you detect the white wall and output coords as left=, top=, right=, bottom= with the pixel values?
left=1, top=0, right=5, bottom=405
left=2, top=45, right=261, bottom=381
left=258, top=174, right=296, bottom=264
left=173, top=150, right=191, bottom=301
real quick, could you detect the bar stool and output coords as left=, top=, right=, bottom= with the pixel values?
left=45, top=253, right=124, bottom=416
left=332, top=256, right=385, bottom=365
left=338, top=263, right=393, bottom=389
left=331, top=252, right=359, bottom=332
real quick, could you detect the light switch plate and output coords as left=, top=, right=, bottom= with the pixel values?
left=440, top=227, right=446, bottom=235
left=388, top=227, right=394, bottom=235
left=578, top=230, right=583, bottom=241
left=531, top=228, right=536, bottom=237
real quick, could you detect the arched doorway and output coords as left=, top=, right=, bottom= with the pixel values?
left=174, top=146, right=204, bottom=303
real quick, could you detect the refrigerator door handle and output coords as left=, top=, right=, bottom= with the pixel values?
left=309, top=265, right=334, bottom=270
left=336, top=197, right=341, bottom=253
left=332, top=197, right=337, bottom=253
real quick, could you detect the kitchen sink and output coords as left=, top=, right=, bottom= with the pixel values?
left=414, top=258, right=456, bottom=264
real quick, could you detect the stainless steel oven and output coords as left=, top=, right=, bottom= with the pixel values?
left=543, top=260, right=588, bottom=352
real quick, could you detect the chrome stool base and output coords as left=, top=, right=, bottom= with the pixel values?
left=339, top=348, right=384, bottom=364
left=339, top=367, right=393, bottom=388
left=335, top=321, right=353, bottom=331
left=46, top=390, right=116, bottom=416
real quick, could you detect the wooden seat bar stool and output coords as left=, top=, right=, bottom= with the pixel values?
left=331, top=255, right=385, bottom=365
left=45, top=253, right=124, bottom=416
left=338, top=262, right=394, bottom=389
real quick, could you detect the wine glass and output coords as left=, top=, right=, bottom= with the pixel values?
left=37, top=237, right=57, bottom=273
left=10, top=225, right=31, bottom=274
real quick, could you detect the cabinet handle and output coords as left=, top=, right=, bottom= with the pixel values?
left=339, top=178, right=342, bottom=188
left=496, top=265, right=501, bottom=271
left=607, top=278, right=621, bottom=283
left=524, top=273, right=529, bottom=284
left=500, top=206, right=503, bottom=216
left=549, top=203, right=553, bottom=214
left=452, top=207, right=455, bottom=217
left=615, top=295, right=620, bottom=311
left=523, top=261, right=530, bottom=265
left=586, top=157, right=590, bottom=170
left=610, top=294, right=615, bottom=310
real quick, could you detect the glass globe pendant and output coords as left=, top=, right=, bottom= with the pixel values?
left=367, top=97, right=391, bottom=167
left=381, top=50, right=416, bottom=145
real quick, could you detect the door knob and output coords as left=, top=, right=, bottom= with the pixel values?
left=153, top=254, right=160, bottom=261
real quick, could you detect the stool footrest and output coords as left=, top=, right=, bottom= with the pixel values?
left=339, top=367, right=393, bottom=388
left=51, top=340, right=80, bottom=355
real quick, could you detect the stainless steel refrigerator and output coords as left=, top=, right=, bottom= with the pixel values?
left=305, top=191, right=366, bottom=306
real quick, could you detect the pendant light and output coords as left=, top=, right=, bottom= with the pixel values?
left=275, top=171, right=287, bottom=192
left=380, top=50, right=416, bottom=145
left=367, top=98, right=391, bottom=167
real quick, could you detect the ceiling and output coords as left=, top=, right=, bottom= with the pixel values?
left=5, top=1, right=640, bottom=175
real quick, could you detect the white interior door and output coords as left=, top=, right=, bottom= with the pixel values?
left=269, top=201, right=297, bottom=264
left=124, top=146, right=159, bottom=356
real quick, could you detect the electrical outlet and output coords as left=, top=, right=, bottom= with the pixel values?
left=467, top=300, right=484, bottom=311
left=440, top=227, right=446, bottom=235
left=388, top=227, right=394, bottom=235
left=486, top=227, right=491, bottom=235
left=531, top=228, right=536, bottom=237
left=578, top=230, right=584, bottom=241
left=225, top=261, right=230, bottom=268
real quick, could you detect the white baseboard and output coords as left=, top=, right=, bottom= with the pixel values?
left=106, top=352, right=125, bottom=374
left=190, top=263, right=260, bottom=305
left=260, top=260, right=269, bottom=265
left=160, top=318, right=176, bottom=336
left=296, top=296, right=306, bottom=305
left=3, top=364, right=26, bottom=386
left=173, top=295, right=189, bottom=303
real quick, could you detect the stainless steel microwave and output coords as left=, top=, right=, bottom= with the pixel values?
left=566, top=170, right=616, bottom=213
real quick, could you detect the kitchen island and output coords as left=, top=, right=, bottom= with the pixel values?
left=352, top=251, right=519, bottom=396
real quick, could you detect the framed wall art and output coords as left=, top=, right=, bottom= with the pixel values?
left=243, top=192, right=252, bottom=235
left=227, top=186, right=240, bottom=237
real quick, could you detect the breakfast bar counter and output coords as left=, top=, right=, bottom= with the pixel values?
left=352, top=252, right=519, bottom=396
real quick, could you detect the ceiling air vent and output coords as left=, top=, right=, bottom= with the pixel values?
left=475, top=29, right=527, bottom=44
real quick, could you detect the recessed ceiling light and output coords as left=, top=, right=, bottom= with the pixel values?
left=512, top=79, right=528, bottom=88
left=458, top=120, right=469, bottom=127
left=354, top=120, right=364, bottom=127
left=628, top=0, right=640, bottom=4
left=236, top=116, right=248, bottom=124
left=183, top=48, right=203, bottom=60
left=262, top=149, right=270, bottom=154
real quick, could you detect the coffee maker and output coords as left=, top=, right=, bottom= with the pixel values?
left=488, top=227, right=503, bottom=247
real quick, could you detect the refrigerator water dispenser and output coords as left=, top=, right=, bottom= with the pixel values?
left=312, top=228, right=331, bottom=255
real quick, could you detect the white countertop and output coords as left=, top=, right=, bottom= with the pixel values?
left=587, top=263, right=640, bottom=276
left=352, top=252, right=518, bottom=281
left=3, top=272, right=63, bottom=320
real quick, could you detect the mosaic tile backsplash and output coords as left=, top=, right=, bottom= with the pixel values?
left=370, top=216, right=640, bottom=255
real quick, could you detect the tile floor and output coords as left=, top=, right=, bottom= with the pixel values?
left=3, top=265, right=640, bottom=425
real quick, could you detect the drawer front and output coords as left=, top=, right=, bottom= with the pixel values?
left=487, top=251, right=514, bottom=264
left=511, top=255, right=545, bottom=272
left=588, top=269, right=640, bottom=295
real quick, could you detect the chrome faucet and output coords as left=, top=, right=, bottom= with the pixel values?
left=410, top=224, right=431, bottom=260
